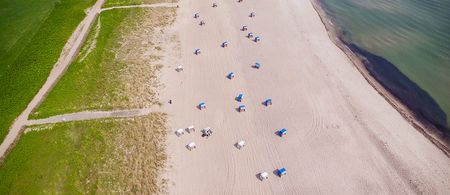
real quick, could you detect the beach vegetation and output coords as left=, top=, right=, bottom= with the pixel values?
left=103, top=0, right=177, bottom=8
left=0, top=115, right=167, bottom=194
left=30, top=7, right=175, bottom=119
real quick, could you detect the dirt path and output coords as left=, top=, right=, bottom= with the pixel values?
left=100, top=3, right=178, bottom=12
left=0, top=1, right=179, bottom=160
left=26, top=108, right=162, bottom=126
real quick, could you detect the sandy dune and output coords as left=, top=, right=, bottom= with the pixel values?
left=159, top=0, right=450, bottom=194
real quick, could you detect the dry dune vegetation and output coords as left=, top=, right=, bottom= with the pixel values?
left=103, top=0, right=177, bottom=7
left=0, top=115, right=167, bottom=194
left=31, top=7, right=176, bottom=119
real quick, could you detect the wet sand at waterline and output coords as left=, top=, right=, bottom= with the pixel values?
left=159, top=0, right=450, bottom=194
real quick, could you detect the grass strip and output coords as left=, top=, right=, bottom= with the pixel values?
left=0, top=114, right=167, bottom=194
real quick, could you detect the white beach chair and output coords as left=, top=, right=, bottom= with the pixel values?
left=175, top=128, right=185, bottom=136
left=176, top=65, right=183, bottom=72
left=186, top=125, right=195, bottom=133
left=259, top=172, right=269, bottom=180
left=236, top=140, right=246, bottom=149
left=202, top=127, right=212, bottom=138
left=187, top=142, right=197, bottom=151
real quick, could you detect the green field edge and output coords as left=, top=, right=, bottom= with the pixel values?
left=0, top=114, right=168, bottom=194
left=0, top=0, right=97, bottom=142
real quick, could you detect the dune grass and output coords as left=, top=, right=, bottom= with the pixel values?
left=31, top=8, right=176, bottom=119
left=0, top=114, right=167, bottom=194
left=30, top=9, right=131, bottom=119
left=0, top=0, right=95, bottom=142
left=103, top=0, right=177, bottom=8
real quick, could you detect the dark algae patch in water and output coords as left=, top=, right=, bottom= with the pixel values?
left=344, top=40, right=448, bottom=132
left=317, top=0, right=450, bottom=134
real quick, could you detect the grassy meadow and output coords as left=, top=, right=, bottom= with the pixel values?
left=31, top=8, right=176, bottom=119
left=0, top=0, right=95, bottom=141
left=0, top=115, right=167, bottom=194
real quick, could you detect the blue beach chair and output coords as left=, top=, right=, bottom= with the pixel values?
left=228, top=72, right=235, bottom=79
left=264, top=98, right=272, bottom=106
left=238, top=105, right=246, bottom=112
left=278, top=128, right=287, bottom=137
left=236, top=93, right=244, bottom=102
left=199, top=102, right=206, bottom=110
left=277, top=167, right=287, bottom=177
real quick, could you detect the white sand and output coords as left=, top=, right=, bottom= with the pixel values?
left=159, top=0, right=450, bottom=194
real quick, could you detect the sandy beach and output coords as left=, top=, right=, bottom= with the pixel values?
left=159, top=0, right=450, bottom=194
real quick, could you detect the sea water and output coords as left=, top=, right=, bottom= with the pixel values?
left=319, top=0, right=450, bottom=130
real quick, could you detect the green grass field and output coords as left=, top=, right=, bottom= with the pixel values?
left=0, top=115, right=167, bottom=194
left=0, top=0, right=95, bottom=142
left=31, top=8, right=175, bottom=119
left=30, top=9, right=132, bottom=119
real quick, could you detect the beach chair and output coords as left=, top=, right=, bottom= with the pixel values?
left=194, top=13, right=199, bottom=18
left=194, top=48, right=201, bottom=55
left=254, top=36, right=261, bottom=42
left=277, top=168, right=287, bottom=177
left=249, top=12, right=255, bottom=17
left=236, top=140, right=246, bottom=149
left=264, top=98, right=272, bottom=106
left=202, top=127, right=213, bottom=138
left=199, top=102, right=206, bottom=110
left=176, top=65, right=183, bottom=72
left=187, top=142, right=197, bottom=151
left=236, top=93, right=244, bottom=102
left=259, top=172, right=269, bottom=180
left=227, top=72, right=235, bottom=79
left=254, top=62, right=261, bottom=69
left=175, top=128, right=185, bottom=136
left=238, top=105, right=246, bottom=112
left=222, top=41, right=229, bottom=48
left=186, top=125, right=195, bottom=133
left=242, top=25, right=248, bottom=31
left=247, top=32, right=254, bottom=38
left=199, top=20, right=205, bottom=25
left=278, top=128, right=287, bottom=137
left=212, top=3, right=217, bottom=7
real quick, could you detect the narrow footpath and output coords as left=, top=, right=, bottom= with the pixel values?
left=26, top=108, right=161, bottom=126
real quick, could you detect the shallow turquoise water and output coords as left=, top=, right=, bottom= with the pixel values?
left=319, top=0, right=450, bottom=129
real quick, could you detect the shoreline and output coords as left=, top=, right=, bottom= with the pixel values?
left=163, top=0, right=450, bottom=193
left=310, top=0, right=450, bottom=157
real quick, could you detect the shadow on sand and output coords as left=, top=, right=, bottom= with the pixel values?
left=342, top=39, right=448, bottom=134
